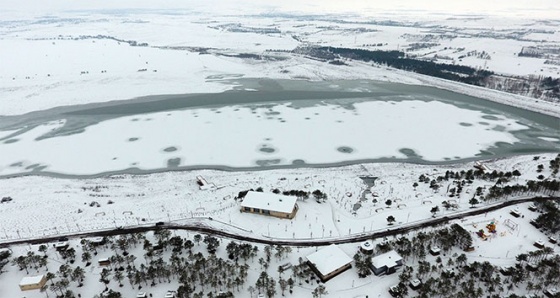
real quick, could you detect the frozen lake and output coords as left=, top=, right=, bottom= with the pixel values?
left=0, top=79, right=558, bottom=177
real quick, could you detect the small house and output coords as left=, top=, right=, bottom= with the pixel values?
left=544, top=288, right=559, bottom=298
left=240, top=191, right=298, bottom=219
left=137, top=293, right=148, bottom=298
left=196, top=176, right=215, bottom=191
left=534, top=240, right=545, bottom=249
left=429, top=246, right=441, bottom=256
left=360, top=240, right=374, bottom=255
left=19, top=275, right=47, bottom=291
left=371, top=250, right=403, bottom=276
left=98, top=258, right=110, bottom=266
left=54, top=242, right=69, bottom=251
left=548, top=236, right=557, bottom=244
left=306, top=244, right=352, bottom=282
left=409, top=279, right=422, bottom=290
left=88, top=237, right=106, bottom=246
left=164, top=290, right=177, bottom=298
left=510, top=209, right=521, bottom=218
left=279, top=262, right=292, bottom=271
left=528, top=205, right=537, bottom=212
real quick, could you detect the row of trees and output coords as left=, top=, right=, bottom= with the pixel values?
left=237, top=188, right=328, bottom=202
left=297, top=46, right=493, bottom=86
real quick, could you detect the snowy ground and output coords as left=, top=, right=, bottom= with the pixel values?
left=1, top=1, right=560, bottom=117
left=0, top=155, right=558, bottom=298
left=0, top=153, right=557, bottom=243
left=0, top=1, right=559, bottom=297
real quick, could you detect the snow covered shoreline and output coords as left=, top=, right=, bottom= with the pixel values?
left=0, top=152, right=557, bottom=242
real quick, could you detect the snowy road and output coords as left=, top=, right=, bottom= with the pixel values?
left=1, top=195, right=556, bottom=249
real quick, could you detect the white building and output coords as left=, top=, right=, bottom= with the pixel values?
left=19, top=275, right=46, bottom=291
left=306, top=244, right=352, bottom=282
left=240, top=191, right=298, bottom=219
left=371, top=250, right=403, bottom=275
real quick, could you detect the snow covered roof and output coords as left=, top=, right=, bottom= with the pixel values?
left=19, top=275, right=44, bottom=286
left=410, top=279, right=422, bottom=287
left=306, top=244, right=352, bottom=275
left=371, top=250, right=402, bottom=269
left=361, top=240, right=374, bottom=251
left=89, top=237, right=104, bottom=243
left=54, top=241, right=68, bottom=247
left=241, top=191, right=297, bottom=214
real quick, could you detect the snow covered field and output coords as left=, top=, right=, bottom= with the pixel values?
left=0, top=153, right=556, bottom=243
left=1, top=0, right=559, bottom=117
left=0, top=1, right=559, bottom=297
left=0, top=153, right=558, bottom=298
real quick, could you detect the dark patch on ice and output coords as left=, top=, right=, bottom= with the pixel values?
left=475, top=150, right=493, bottom=157
left=25, top=164, right=41, bottom=170
left=259, top=145, right=275, bottom=153
left=292, top=159, right=306, bottom=165
left=492, top=125, right=506, bottom=132
left=10, top=162, right=23, bottom=167
left=163, top=146, right=178, bottom=153
left=32, top=166, right=48, bottom=172
left=459, top=122, right=472, bottom=127
left=167, top=158, right=181, bottom=168
left=399, top=148, right=422, bottom=158
left=353, top=202, right=362, bottom=211
left=478, top=122, right=489, bottom=125
left=305, top=117, right=310, bottom=120
left=128, top=137, right=139, bottom=142
left=265, top=111, right=281, bottom=116
left=4, top=138, right=19, bottom=144
left=481, top=115, right=500, bottom=120
left=255, top=159, right=281, bottom=166
left=337, top=146, right=354, bottom=154
left=131, top=118, right=139, bottom=122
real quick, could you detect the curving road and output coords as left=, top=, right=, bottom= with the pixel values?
left=0, top=196, right=557, bottom=249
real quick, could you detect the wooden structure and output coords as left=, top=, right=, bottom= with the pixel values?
left=306, top=244, right=352, bottom=282
left=19, top=275, right=46, bottom=291
left=240, top=191, right=298, bottom=219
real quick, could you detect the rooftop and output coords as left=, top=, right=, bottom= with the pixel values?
left=89, top=237, right=104, bottom=243
left=241, top=191, right=298, bottom=214
left=306, top=244, right=352, bottom=275
left=371, top=250, right=403, bottom=269
left=361, top=240, right=374, bottom=251
left=19, top=275, right=44, bottom=286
